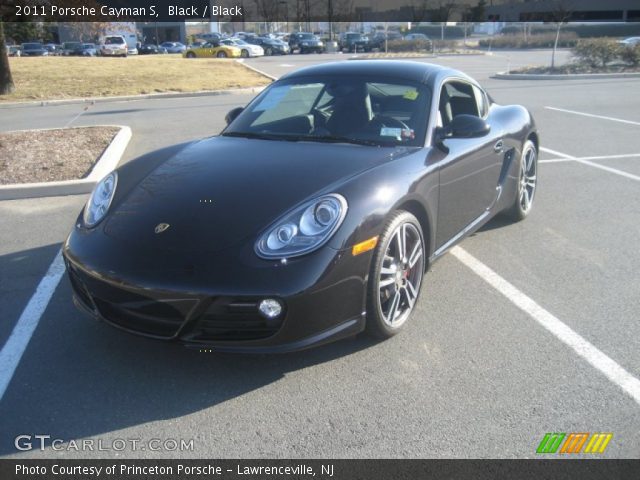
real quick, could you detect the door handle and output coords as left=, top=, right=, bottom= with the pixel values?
left=494, top=140, right=504, bottom=154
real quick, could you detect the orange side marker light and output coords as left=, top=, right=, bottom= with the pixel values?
left=352, top=236, right=379, bottom=256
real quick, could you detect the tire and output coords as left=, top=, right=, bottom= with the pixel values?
left=241, top=49, right=249, bottom=58
left=507, top=139, right=538, bottom=221
left=217, top=51, right=227, bottom=58
left=265, top=47, right=273, bottom=56
left=186, top=52, right=196, bottom=58
left=366, top=211, right=425, bottom=339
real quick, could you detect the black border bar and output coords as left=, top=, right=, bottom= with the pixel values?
left=1, top=459, right=640, bottom=480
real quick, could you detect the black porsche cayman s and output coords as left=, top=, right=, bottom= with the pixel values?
left=64, top=61, right=539, bottom=352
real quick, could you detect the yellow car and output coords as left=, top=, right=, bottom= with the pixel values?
left=183, top=42, right=241, bottom=59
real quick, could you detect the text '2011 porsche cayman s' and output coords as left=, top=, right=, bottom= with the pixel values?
left=64, top=61, right=539, bottom=353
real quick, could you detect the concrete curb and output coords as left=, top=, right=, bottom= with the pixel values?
left=0, top=125, right=132, bottom=201
left=350, top=52, right=485, bottom=61
left=492, top=71, right=640, bottom=80
left=0, top=86, right=268, bottom=109
left=436, top=52, right=487, bottom=57
left=236, top=59, right=279, bottom=81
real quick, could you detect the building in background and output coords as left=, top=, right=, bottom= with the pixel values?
left=486, top=0, right=640, bottom=22
left=137, top=22, right=187, bottom=45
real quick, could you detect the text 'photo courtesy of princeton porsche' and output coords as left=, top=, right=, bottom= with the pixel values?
left=64, top=61, right=538, bottom=353
left=2, top=5, right=640, bottom=477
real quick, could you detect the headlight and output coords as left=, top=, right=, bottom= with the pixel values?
left=83, top=172, right=117, bottom=227
left=256, top=194, right=347, bottom=259
left=318, top=41, right=324, bottom=46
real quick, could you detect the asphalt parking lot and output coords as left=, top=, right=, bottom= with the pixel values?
left=0, top=49, right=639, bottom=458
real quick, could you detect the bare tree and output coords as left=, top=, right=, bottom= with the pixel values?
left=332, top=0, right=354, bottom=23
left=65, top=22, right=126, bottom=42
left=550, top=0, right=573, bottom=69
left=0, top=21, right=15, bottom=95
left=409, top=0, right=431, bottom=23
left=253, top=0, right=281, bottom=27
left=430, top=1, right=457, bottom=22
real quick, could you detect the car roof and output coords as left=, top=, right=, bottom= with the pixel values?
left=281, top=60, right=471, bottom=88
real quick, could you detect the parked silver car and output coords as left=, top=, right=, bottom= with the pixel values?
left=160, top=42, right=186, bottom=54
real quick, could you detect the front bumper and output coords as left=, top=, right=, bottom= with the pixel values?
left=271, top=46, right=289, bottom=54
left=299, top=44, right=324, bottom=52
left=101, top=47, right=127, bottom=56
left=63, top=229, right=370, bottom=353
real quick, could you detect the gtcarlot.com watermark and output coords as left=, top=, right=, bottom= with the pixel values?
left=15, top=435, right=194, bottom=452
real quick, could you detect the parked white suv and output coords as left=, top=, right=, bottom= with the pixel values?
left=100, top=35, right=128, bottom=57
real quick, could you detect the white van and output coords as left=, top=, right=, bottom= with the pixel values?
left=100, top=35, right=128, bottom=57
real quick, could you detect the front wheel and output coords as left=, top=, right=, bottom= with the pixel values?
left=366, top=211, right=425, bottom=339
left=217, top=51, right=227, bottom=58
left=241, top=49, right=249, bottom=58
left=507, top=139, right=537, bottom=221
left=186, top=52, right=196, bottom=58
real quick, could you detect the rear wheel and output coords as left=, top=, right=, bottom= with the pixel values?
left=217, top=51, right=227, bottom=58
left=507, top=139, right=537, bottom=221
left=241, top=49, right=249, bottom=58
left=186, top=52, right=196, bottom=58
left=265, top=47, right=273, bottom=56
left=366, top=211, right=425, bottom=339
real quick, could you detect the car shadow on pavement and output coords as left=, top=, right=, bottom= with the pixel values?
left=474, top=213, right=516, bottom=234
left=0, top=244, right=378, bottom=456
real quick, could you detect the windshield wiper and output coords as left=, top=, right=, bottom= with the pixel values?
left=221, top=131, right=288, bottom=141
left=223, top=132, right=390, bottom=147
left=305, top=135, right=388, bottom=147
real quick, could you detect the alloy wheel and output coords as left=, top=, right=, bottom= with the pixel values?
left=519, top=144, right=537, bottom=213
left=378, top=222, right=424, bottom=328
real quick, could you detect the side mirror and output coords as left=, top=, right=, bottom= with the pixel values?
left=448, top=114, right=490, bottom=139
left=225, top=107, right=244, bottom=125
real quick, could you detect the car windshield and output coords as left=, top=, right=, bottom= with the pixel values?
left=224, top=76, right=431, bottom=147
left=83, top=44, right=95, bottom=49
left=23, top=43, right=42, bottom=50
left=347, top=34, right=362, bottom=39
left=105, top=37, right=124, bottom=45
left=300, top=33, right=314, bottom=39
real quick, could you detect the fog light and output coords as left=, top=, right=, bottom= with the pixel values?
left=259, top=299, right=282, bottom=319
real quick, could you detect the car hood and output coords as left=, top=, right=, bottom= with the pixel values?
left=104, top=136, right=411, bottom=253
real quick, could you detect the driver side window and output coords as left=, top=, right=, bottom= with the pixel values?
left=438, top=81, right=481, bottom=128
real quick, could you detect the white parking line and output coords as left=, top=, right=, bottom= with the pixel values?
left=539, top=158, right=572, bottom=164
left=451, top=246, right=640, bottom=406
left=541, top=147, right=640, bottom=182
left=539, top=152, right=640, bottom=164
left=0, top=249, right=65, bottom=401
left=545, top=106, right=640, bottom=127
